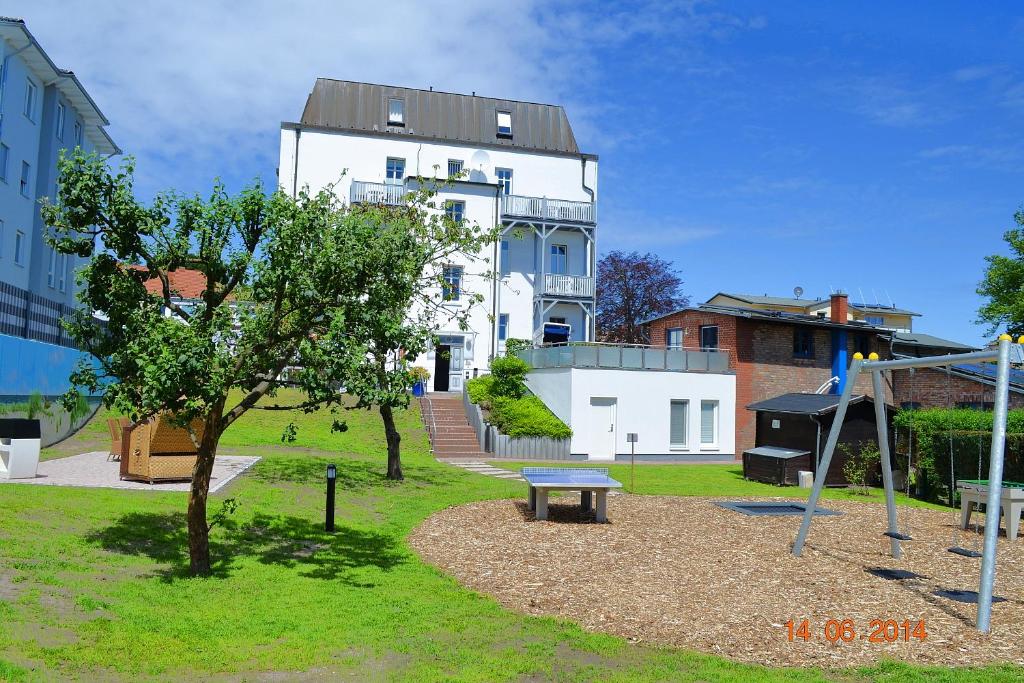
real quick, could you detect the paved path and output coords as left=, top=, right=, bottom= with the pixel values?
left=447, top=460, right=525, bottom=482
left=0, top=451, right=260, bottom=492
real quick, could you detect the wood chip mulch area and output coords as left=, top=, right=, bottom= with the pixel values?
left=408, top=495, right=1024, bottom=667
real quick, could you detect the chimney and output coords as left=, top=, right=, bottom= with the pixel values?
left=830, top=292, right=848, bottom=323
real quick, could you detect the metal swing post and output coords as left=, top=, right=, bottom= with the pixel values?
left=977, top=335, right=1013, bottom=633
left=872, top=367, right=902, bottom=558
left=793, top=354, right=864, bottom=557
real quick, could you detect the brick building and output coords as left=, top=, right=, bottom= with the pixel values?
left=892, top=365, right=1024, bottom=410
left=645, top=293, right=889, bottom=455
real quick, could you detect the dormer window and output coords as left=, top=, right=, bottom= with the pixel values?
left=496, top=110, right=512, bottom=138
left=387, top=97, right=404, bottom=126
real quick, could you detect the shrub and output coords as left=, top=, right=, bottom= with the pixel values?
left=464, top=374, right=571, bottom=439
left=489, top=355, right=530, bottom=399
left=504, top=338, right=531, bottom=358
left=840, top=441, right=880, bottom=495
left=410, top=366, right=431, bottom=383
left=465, top=375, right=495, bottom=404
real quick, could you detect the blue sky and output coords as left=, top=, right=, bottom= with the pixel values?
left=15, top=1, right=1024, bottom=345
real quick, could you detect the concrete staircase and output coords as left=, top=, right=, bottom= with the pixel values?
left=419, top=392, right=487, bottom=459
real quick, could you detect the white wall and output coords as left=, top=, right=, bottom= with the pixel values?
left=526, top=367, right=737, bottom=460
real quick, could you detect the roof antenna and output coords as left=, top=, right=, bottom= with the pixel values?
left=871, top=288, right=879, bottom=305
left=858, top=287, right=866, bottom=305
left=429, top=86, right=433, bottom=91
left=472, top=91, right=476, bottom=96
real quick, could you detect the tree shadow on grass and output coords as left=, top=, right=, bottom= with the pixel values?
left=86, top=511, right=405, bottom=585
left=249, top=454, right=461, bottom=491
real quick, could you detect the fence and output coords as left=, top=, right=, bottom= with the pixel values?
left=462, top=388, right=575, bottom=460
left=517, top=343, right=730, bottom=373
left=0, top=280, right=79, bottom=349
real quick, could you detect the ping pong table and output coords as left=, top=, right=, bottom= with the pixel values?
left=957, top=479, right=1024, bottom=541
left=522, top=467, right=623, bottom=522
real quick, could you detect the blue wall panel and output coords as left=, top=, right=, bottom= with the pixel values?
left=0, top=334, right=92, bottom=396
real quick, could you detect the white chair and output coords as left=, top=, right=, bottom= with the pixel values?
left=0, top=419, right=41, bottom=480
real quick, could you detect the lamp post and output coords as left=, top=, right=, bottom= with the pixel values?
left=325, top=463, right=337, bottom=532
left=627, top=433, right=638, bottom=492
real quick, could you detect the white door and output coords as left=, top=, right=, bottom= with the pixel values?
left=449, top=346, right=464, bottom=392
left=589, top=397, right=617, bottom=460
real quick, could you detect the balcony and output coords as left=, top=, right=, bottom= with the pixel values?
left=350, top=181, right=405, bottom=206
left=517, top=343, right=730, bottom=373
left=540, top=273, right=594, bottom=299
left=501, top=194, right=595, bottom=224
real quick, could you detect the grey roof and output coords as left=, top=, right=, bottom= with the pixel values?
left=292, top=79, right=590, bottom=158
left=642, top=303, right=885, bottom=332
left=743, top=445, right=811, bottom=459
left=888, top=332, right=979, bottom=351
left=709, top=292, right=815, bottom=308
left=849, top=303, right=920, bottom=316
left=747, top=393, right=870, bottom=415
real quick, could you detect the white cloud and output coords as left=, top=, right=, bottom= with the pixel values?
left=10, top=1, right=760, bottom=198
left=824, top=76, right=952, bottom=127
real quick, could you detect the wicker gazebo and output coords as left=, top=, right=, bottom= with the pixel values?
left=119, top=414, right=204, bottom=483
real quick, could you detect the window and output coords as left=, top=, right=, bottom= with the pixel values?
left=445, top=200, right=465, bottom=224
left=47, top=247, right=57, bottom=288
left=500, top=239, right=510, bottom=276
left=699, top=325, right=719, bottom=350
left=498, top=313, right=509, bottom=341
left=865, top=315, right=884, bottom=326
left=387, top=97, right=404, bottom=125
left=442, top=265, right=463, bottom=301
left=550, top=244, right=567, bottom=274
left=14, top=230, right=25, bottom=265
left=666, top=327, right=683, bottom=349
left=793, top=328, right=814, bottom=358
left=0, top=219, right=4, bottom=258
left=447, top=159, right=463, bottom=177
left=0, top=143, right=8, bottom=182
left=700, top=400, right=718, bottom=446
left=20, top=161, right=30, bottom=197
left=670, top=400, right=689, bottom=448
left=496, top=168, right=513, bottom=195
left=24, top=79, right=36, bottom=120
left=385, top=157, right=405, bottom=184
left=58, top=253, right=68, bottom=292
left=855, top=334, right=871, bottom=357
left=56, top=102, right=66, bottom=140
left=496, top=110, right=512, bottom=137
left=74, top=121, right=83, bottom=146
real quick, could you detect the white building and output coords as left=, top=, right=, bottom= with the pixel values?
left=521, top=345, right=736, bottom=461
left=279, top=79, right=597, bottom=392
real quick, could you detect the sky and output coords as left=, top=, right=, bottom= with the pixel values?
left=12, top=1, right=1024, bottom=346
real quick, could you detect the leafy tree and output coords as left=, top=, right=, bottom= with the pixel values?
left=43, top=151, right=489, bottom=574
left=595, top=250, right=689, bottom=344
left=977, top=209, right=1024, bottom=336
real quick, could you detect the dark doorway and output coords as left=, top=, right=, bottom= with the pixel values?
left=434, top=345, right=451, bottom=391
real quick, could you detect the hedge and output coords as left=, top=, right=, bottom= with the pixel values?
left=464, top=374, right=572, bottom=439
left=892, top=408, right=1024, bottom=503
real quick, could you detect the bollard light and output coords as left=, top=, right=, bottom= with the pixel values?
left=325, top=463, right=337, bottom=532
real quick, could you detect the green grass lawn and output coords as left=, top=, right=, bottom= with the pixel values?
left=0, top=391, right=1018, bottom=681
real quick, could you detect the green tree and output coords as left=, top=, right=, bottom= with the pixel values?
left=977, top=209, right=1024, bottom=336
left=43, top=151, right=489, bottom=574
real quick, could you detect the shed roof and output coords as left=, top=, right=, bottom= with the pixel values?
left=642, top=304, right=884, bottom=332
left=743, top=445, right=811, bottom=459
left=290, top=78, right=590, bottom=158
left=747, top=393, right=870, bottom=415
left=887, top=332, right=979, bottom=351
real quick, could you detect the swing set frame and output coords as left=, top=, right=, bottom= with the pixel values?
left=792, top=335, right=1016, bottom=633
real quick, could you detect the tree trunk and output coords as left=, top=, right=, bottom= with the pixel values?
left=187, top=409, right=223, bottom=576
left=380, top=404, right=403, bottom=480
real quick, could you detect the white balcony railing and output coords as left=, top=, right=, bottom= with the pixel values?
left=350, top=181, right=405, bottom=206
left=542, top=273, right=594, bottom=298
left=517, top=343, right=731, bottom=374
left=501, top=194, right=595, bottom=224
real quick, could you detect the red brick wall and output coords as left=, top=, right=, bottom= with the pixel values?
left=892, top=367, right=1024, bottom=409
left=647, top=311, right=889, bottom=456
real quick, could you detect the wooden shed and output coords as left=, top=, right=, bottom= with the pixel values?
left=744, top=393, right=891, bottom=487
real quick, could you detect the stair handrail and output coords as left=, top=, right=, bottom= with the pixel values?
left=421, top=395, right=437, bottom=445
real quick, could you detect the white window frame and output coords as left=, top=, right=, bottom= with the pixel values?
left=20, top=161, right=30, bottom=197
left=0, top=143, right=7, bottom=183
left=498, top=313, right=509, bottom=341
left=865, top=315, right=884, bottom=326
left=496, top=110, right=512, bottom=137
left=74, top=121, right=83, bottom=146
left=442, top=265, right=463, bottom=302
left=496, top=168, right=513, bottom=195
left=445, top=200, right=465, bottom=224
left=387, top=97, right=404, bottom=125
left=14, top=230, right=25, bottom=266
left=447, top=159, right=463, bottom=177
left=47, top=247, right=57, bottom=288
left=700, top=400, right=719, bottom=448
left=550, top=243, right=568, bottom=275
left=0, top=219, right=4, bottom=259
left=58, top=252, right=68, bottom=292
left=24, top=78, right=36, bottom=121
left=56, top=102, right=66, bottom=140
left=666, top=327, right=683, bottom=349
left=670, top=399, right=689, bottom=449
left=699, top=324, right=719, bottom=350
left=385, top=157, right=405, bottom=185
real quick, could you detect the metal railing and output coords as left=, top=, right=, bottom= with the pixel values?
left=501, top=194, right=595, bottom=224
left=0, top=279, right=81, bottom=349
left=541, top=273, right=594, bottom=298
left=517, top=342, right=730, bottom=373
left=350, top=180, right=406, bottom=206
